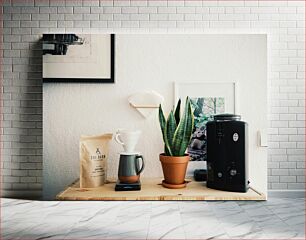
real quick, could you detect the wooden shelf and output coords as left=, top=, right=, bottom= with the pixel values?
left=56, top=178, right=266, bottom=201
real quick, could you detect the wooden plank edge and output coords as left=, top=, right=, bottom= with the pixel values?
left=249, top=186, right=264, bottom=196
left=55, top=187, right=72, bottom=200
left=57, top=195, right=266, bottom=201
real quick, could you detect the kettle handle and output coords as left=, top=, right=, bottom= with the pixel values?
left=136, top=155, right=145, bottom=175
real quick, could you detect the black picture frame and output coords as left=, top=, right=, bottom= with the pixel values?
left=43, top=34, right=115, bottom=83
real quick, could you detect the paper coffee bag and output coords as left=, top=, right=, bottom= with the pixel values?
left=80, top=133, right=112, bottom=188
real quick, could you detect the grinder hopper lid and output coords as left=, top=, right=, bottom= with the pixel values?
left=213, top=113, right=241, bottom=121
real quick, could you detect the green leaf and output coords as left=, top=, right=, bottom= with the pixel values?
left=164, top=145, right=171, bottom=155
left=172, top=97, right=194, bottom=156
left=159, top=104, right=166, bottom=140
left=174, top=98, right=181, bottom=125
left=165, top=110, right=177, bottom=156
left=159, top=104, right=172, bottom=155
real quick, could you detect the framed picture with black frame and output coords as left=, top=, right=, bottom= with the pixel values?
left=42, top=34, right=115, bottom=83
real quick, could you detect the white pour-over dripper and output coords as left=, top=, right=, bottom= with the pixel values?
left=115, top=129, right=141, bottom=153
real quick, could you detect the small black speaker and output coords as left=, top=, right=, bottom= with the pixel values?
left=206, top=114, right=249, bottom=192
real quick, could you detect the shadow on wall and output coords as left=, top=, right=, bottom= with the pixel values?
left=3, top=39, right=43, bottom=200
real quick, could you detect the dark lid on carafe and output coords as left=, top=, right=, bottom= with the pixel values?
left=213, top=113, right=241, bottom=121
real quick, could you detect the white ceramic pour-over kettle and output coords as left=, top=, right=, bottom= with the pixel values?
left=115, top=129, right=141, bottom=153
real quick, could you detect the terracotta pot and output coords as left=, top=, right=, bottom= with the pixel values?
left=159, top=154, right=190, bottom=185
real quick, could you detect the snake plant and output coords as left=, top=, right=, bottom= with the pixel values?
left=159, top=97, right=194, bottom=156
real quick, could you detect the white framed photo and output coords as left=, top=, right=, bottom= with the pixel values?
left=174, top=81, right=238, bottom=162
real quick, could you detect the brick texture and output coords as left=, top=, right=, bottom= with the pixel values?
left=0, top=0, right=305, bottom=197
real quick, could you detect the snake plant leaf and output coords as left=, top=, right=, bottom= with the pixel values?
left=158, top=104, right=166, bottom=141
left=164, top=145, right=171, bottom=156
left=174, top=98, right=181, bottom=125
left=172, top=97, right=194, bottom=156
left=165, top=110, right=177, bottom=156
left=159, top=104, right=172, bottom=155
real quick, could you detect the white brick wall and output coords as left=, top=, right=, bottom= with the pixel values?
left=1, top=0, right=305, bottom=196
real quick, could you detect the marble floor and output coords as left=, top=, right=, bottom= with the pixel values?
left=1, top=198, right=305, bottom=239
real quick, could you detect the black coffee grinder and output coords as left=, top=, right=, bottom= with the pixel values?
left=206, top=114, right=249, bottom=192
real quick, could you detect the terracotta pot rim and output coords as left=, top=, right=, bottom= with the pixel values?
left=159, top=153, right=190, bottom=164
left=160, top=153, right=189, bottom=157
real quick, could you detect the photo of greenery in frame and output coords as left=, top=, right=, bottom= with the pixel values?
left=188, top=97, right=225, bottom=161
